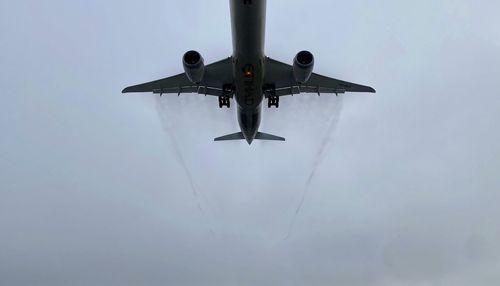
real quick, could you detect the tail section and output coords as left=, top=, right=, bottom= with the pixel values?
left=214, top=132, right=285, bottom=142
left=255, top=132, right=285, bottom=141
left=214, top=132, right=245, bottom=141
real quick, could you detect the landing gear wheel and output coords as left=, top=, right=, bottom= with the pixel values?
left=219, top=96, right=230, bottom=108
left=268, top=96, right=279, bottom=108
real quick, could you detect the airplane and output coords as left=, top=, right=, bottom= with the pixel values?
left=122, top=0, right=375, bottom=144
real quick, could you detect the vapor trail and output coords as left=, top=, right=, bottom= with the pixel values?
left=306, top=96, right=344, bottom=188
left=155, top=96, right=215, bottom=234
left=284, top=96, right=344, bottom=240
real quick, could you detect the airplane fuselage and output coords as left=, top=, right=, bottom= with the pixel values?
left=122, top=0, right=375, bottom=143
left=230, top=0, right=266, bottom=144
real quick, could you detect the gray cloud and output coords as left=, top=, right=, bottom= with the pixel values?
left=1, top=0, right=500, bottom=285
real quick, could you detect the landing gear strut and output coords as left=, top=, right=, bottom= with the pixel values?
left=219, top=96, right=230, bottom=108
left=219, top=84, right=234, bottom=108
left=264, top=84, right=279, bottom=108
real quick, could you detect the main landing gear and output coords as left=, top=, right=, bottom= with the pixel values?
left=264, top=84, right=279, bottom=108
left=219, top=96, right=230, bottom=108
left=219, top=84, right=234, bottom=108
left=268, top=96, right=279, bottom=108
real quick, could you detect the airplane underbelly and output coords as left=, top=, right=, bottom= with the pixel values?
left=230, top=0, right=266, bottom=59
left=234, top=61, right=264, bottom=109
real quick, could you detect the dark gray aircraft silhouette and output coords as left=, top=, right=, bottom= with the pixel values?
left=123, top=0, right=375, bottom=144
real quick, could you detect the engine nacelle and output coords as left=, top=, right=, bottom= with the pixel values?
left=183, top=50, right=205, bottom=84
left=293, top=50, right=314, bottom=84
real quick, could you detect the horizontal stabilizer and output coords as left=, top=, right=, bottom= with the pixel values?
left=214, top=132, right=245, bottom=141
left=255, top=132, right=285, bottom=141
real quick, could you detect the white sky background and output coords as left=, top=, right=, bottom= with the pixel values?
left=1, top=0, right=500, bottom=285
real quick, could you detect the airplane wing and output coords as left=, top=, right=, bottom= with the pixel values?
left=264, top=57, right=375, bottom=97
left=122, top=57, right=234, bottom=97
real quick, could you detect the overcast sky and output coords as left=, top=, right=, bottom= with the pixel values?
left=1, top=0, right=500, bottom=285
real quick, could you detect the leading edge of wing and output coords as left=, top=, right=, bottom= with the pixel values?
left=308, top=72, right=376, bottom=94
left=122, top=57, right=233, bottom=95
left=264, top=57, right=376, bottom=95
left=122, top=73, right=192, bottom=94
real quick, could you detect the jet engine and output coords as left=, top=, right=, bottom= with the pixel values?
left=183, top=50, right=205, bottom=84
left=293, top=50, right=314, bottom=84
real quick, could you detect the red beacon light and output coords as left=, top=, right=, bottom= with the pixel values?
left=243, top=65, right=254, bottom=78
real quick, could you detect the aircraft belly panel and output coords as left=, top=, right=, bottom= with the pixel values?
left=234, top=59, right=264, bottom=109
